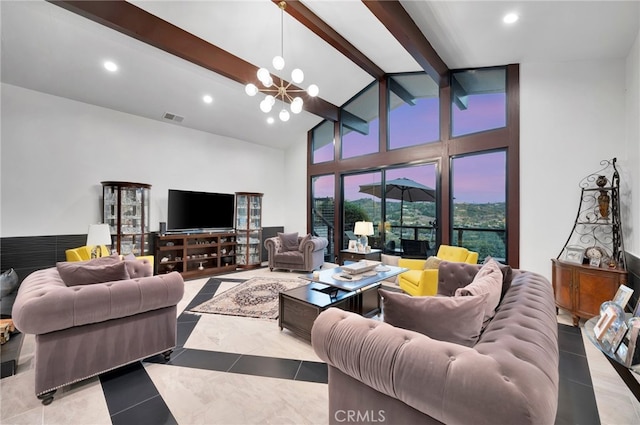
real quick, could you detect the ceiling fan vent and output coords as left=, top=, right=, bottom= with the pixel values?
left=163, top=112, right=184, bottom=123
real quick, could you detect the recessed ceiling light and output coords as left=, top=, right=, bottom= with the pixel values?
left=203, top=95, right=213, bottom=104
left=266, top=117, right=275, bottom=124
left=503, top=13, right=519, bottom=24
left=103, top=61, right=118, bottom=72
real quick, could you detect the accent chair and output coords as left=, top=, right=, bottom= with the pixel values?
left=398, top=244, right=478, bottom=296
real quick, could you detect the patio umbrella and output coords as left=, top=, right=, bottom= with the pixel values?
left=358, top=177, right=436, bottom=229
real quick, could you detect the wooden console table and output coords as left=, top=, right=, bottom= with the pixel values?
left=552, top=258, right=627, bottom=326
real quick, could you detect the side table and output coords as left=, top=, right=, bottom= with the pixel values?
left=1, top=331, right=24, bottom=378
left=584, top=314, right=640, bottom=401
left=339, top=249, right=382, bottom=265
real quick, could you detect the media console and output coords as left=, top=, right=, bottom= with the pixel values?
left=155, top=231, right=237, bottom=278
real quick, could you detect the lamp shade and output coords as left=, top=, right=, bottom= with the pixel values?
left=354, top=221, right=374, bottom=236
left=86, top=224, right=112, bottom=246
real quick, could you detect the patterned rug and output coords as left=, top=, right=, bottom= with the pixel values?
left=190, top=277, right=307, bottom=319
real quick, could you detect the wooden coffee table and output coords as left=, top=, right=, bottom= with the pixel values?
left=278, top=265, right=407, bottom=341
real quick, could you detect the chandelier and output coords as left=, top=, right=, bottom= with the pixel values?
left=245, top=1, right=319, bottom=122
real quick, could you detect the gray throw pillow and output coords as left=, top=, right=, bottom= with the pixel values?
left=278, top=232, right=299, bottom=252
left=57, top=260, right=130, bottom=287
left=455, top=258, right=503, bottom=323
left=379, top=288, right=489, bottom=347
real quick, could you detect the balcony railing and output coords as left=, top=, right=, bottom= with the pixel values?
left=372, top=224, right=506, bottom=261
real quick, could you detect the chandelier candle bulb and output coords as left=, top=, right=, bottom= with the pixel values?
left=272, top=55, right=285, bottom=70
left=291, top=68, right=304, bottom=84
left=257, top=68, right=270, bottom=84
left=245, top=84, right=258, bottom=96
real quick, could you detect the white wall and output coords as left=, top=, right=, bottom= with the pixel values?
left=0, top=83, right=288, bottom=237
left=283, top=137, right=309, bottom=236
left=623, top=22, right=640, bottom=256
left=520, top=59, right=628, bottom=279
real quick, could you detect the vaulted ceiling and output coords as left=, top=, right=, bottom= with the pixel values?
left=2, top=1, right=638, bottom=150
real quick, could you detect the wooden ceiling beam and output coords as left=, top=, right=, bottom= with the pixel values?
left=274, top=0, right=385, bottom=80
left=47, top=0, right=339, bottom=121
left=362, top=1, right=449, bottom=86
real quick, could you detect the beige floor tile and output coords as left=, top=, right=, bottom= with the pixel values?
left=42, top=378, right=111, bottom=425
left=0, top=368, right=41, bottom=423
left=145, top=363, right=327, bottom=425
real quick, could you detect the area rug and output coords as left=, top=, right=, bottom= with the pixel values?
left=190, top=277, right=306, bottom=319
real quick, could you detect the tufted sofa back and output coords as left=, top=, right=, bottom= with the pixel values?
left=12, top=267, right=183, bottom=335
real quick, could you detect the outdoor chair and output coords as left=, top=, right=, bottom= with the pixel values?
left=400, top=239, right=429, bottom=259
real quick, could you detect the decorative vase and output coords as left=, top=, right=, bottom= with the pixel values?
left=598, top=190, right=610, bottom=219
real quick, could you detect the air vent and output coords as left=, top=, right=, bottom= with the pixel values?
left=163, top=112, right=184, bottom=123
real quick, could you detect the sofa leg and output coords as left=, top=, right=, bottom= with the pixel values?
left=38, top=390, right=56, bottom=405
left=162, top=349, right=173, bottom=362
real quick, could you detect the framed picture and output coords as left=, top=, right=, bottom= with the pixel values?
left=589, top=257, right=601, bottom=267
left=633, top=299, right=640, bottom=317
left=609, top=321, right=628, bottom=352
left=594, top=305, right=618, bottom=341
left=624, top=321, right=640, bottom=367
left=564, top=246, right=584, bottom=264
left=612, top=285, right=634, bottom=310
left=347, top=240, right=357, bottom=251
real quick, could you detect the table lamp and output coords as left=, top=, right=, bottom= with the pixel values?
left=353, top=221, right=374, bottom=252
left=87, top=224, right=112, bottom=258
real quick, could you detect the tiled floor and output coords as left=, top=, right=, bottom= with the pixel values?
left=1, top=267, right=639, bottom=424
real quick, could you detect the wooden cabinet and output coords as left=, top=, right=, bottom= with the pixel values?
left=235, top=192, right=263, bottom=269
left=552, top=259, right=627, bottom=326
left=155, top=232, right=236, bottom=278
left=102, top=181, right=151, bottom=256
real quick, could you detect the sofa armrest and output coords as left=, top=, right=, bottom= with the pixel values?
left=13, top=269, right=184, bottom=335
left=312, top=308, right=541, bottom=425
left=264, top=237, right=279, bottom=253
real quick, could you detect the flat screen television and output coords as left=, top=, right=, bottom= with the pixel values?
left=167, top=189, right=235, bottom=232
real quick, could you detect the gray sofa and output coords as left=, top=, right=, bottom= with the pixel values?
left=12, top=258, right=184, bottom=405
left=311, top=261, right=559, bottom=425
left=264, top=235, right=328, bottom=272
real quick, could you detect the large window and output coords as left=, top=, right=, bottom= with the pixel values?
left=388, top=73, right=439, bottom=149
left=308, top=65, right=519, bottom=266
left=342, top=172, right=381, bottom=249
left=311, top=174, right=335, bottom=261
left=451, top=151, right=507, bottom=261
left=311, top=120, right=334, bottom=164
left=341, top=83, right=379, bottom=159
left=384, top=164, right=437, bottom=255
left=451, top=68, right=506, bottom=138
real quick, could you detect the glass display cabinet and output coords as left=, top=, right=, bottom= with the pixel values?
left=235, top=192, right=263, bottom=269
left=102, top=181, right=151, bottom=256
